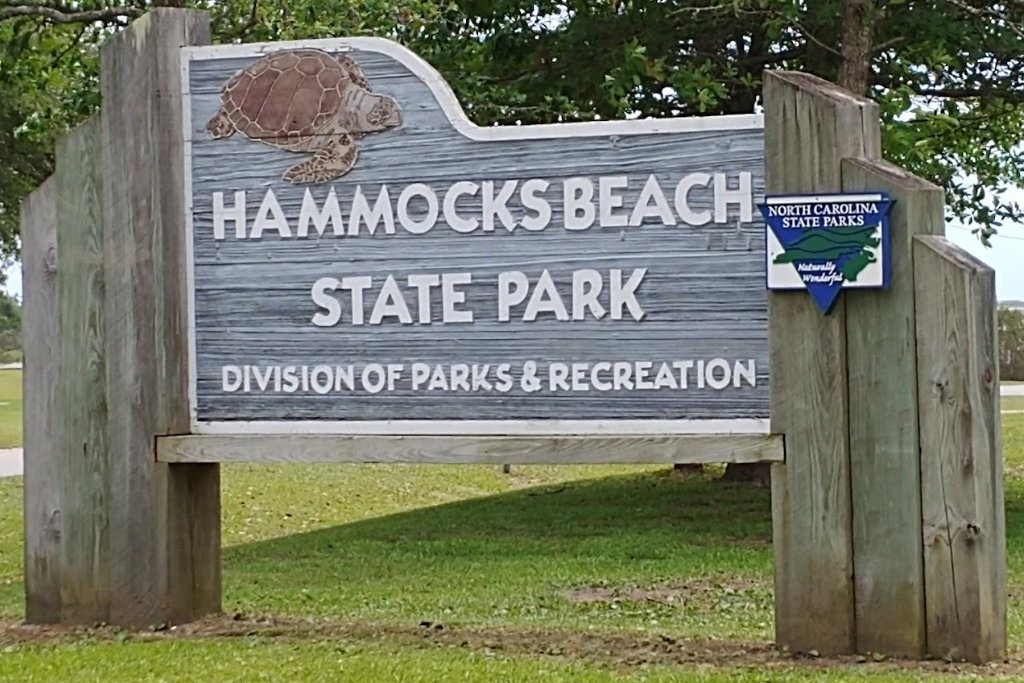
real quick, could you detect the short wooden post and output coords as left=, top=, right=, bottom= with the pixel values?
left=841, top=159, right=942, bottom=657
left=764, top=70, right=880, bottom=655
left=914, top=235, right=1006, bottom=663
left=21, top=177, right=61, bottom=623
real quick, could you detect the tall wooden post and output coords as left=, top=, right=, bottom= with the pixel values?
left=765, top=71, right=880, bottom=655
left=22, top=8, right=222, bottom=627
left=840, top=158, right=941, bottom=657
left=99, top=7, right=221, bottom=627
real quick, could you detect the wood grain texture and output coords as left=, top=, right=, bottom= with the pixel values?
left=841, top=158, right=942, bottom=657
left=99, top=8, right=220, bottom=627
left=914, top=235, right=1005, bottom=663
left=157, top=434, right=785, bottom=464
left=167, top=463, right=221, bottom=619
left=764, top=70, right=880, bottom=656
left=55, top=115, right=110, bottom=624
left=186, top=50, right=768, bottom=425
left=21, top=175, right=62, bottom=624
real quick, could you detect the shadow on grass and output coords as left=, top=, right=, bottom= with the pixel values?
left=226, top=469, right=773, bottom=562
left=220, top=469, right=777, bottom=633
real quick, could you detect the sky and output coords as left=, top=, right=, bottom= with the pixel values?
left=5, top=186, right=1022, bottom=304
left=942, top=184, right=1024, bottom=303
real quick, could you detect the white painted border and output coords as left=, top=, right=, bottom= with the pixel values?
left=765, top=193, right=883, bottom=205
left=180, top=36, right=768, bottom=437
left=192, top=419, right=771, bottom=436
left=181, top=46, right=200, bottom=432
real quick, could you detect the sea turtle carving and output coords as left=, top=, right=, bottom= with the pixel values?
left=205, top=48, right=402, bottom=185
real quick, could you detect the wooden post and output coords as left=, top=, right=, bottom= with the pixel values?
left=914, top=235, right=1006, bottom=664
left=25, top=8, right=222, bottom=627
left=98, top=8, right=221, bottom=626
left=56, top=115, right=111, bottom=624
left=764, top=70, right=880, bottom=655
left=840, top=159, right=942, bottom=657
left=21, top=176, right=61, bottom=624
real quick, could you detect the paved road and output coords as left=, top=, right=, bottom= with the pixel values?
left=0, top=448, right=21, bottom=478
left=0, top=383, right=1021, bottom=479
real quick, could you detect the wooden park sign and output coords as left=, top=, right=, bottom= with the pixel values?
left=21, top=7, right=1007, bottom=666
left=181, top=38, right=769, bottom=445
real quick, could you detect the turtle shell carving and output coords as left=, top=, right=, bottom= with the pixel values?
left=205, top=48, right=402, bottom=185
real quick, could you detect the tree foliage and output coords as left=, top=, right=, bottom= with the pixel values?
left=5, top=0, right=1022, bottom=482
left=0, top=7, right=112, bottom=278
left=0, top=288, right=21, bottom=354
left=2, top=0, right=1024, bottom=270
left=1000, top=307, right=1024, bottom=382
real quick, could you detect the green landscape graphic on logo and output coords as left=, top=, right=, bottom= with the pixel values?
left=772, top=224, right=881, bottom=283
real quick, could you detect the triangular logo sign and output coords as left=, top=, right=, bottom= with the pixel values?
left=758, top=192, right=895, bottom=314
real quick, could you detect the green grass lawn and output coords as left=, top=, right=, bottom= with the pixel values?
left=2, top=367, right=1023, bottom=681
left=1006, top=396, right=1024, bottom=412
left=0, top=369, right=21, bottom=449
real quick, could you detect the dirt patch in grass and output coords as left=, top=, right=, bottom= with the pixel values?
left=2, top=614, right=1022, bottom=678
left=558, top=576, right=769, bottom=610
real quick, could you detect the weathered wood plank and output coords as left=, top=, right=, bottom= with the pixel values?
left=156, top=434, right=785, bottom=464
left=914, top=235, right=1005, bottom=663
left=99, top=8, right=219, bottom=627
left=841, top=158, right=942, bottom=657
left=764, top=70, right=880, bottom=656
left=21, top=175, right=62, bottom=624
left=167, top=463, right=222, bottom=620
left=55, top=115, right=110, bottom=624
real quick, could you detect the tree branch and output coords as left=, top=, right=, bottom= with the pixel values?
left=943, top=0, right=1024, bottom=41
left=873, top=36, right=905, bottom=52
left=736, top=45, right=806, bottom=68
left=873, top=74, right=1024, bottom=101
left=791, top=19, right=842, bottom=58
left=48, top=21, right=87, bottom=66
left=667, top=2, right=769, bottom=18
left=915, top=87, right=1024, bottom=100
left=0, top=3, right=142, bottom=24
left=228, top=0, right=260, bottom=41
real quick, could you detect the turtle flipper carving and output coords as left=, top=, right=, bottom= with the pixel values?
left=283, top=130, right=358, bottom=184
left=204, top=47, right=402, bottom=185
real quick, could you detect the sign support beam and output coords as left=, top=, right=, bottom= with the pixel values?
left=764, top=70, right=880, bottom=657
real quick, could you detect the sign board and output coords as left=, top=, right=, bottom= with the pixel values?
left=760, top=192, right=894, bottom=314
left=181, top=38, right=769, bottom=435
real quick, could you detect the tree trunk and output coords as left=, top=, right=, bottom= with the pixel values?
left=837, top=0, right=877, bottom=95
left=721, top=0, right=879, bottom=487
left=720, top=461, right=771, bottom=487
